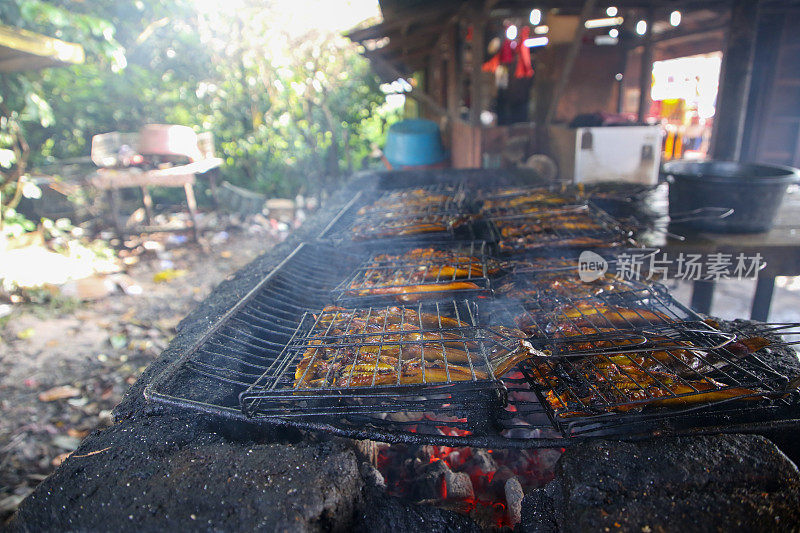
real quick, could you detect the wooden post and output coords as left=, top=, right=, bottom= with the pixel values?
left=751, top=274, right=776, bottom=321
left=446, top=23, right=459, bottom=120
left=207, top=168, right=219, bottom=208
left=691, top=280, right=715, bottom=314
left=106, top=188, right=124, bottom=241
left=469, top=11, right=485, bottom=125
left=637, top=8, right=654, bottom=123
left=184, top=182, right=200, bottom=243
left=616, top=34, right=629, bottom=113
left=544, top=0, right=596, bottom=128
left=710, top=0, right=760, bottom=161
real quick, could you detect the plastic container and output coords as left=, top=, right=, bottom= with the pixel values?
left=384, top=119, right=446, bottom=168
left=662, top=160, right=799, bottom=233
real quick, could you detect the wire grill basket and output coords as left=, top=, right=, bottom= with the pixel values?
left=488, top=206, right=634, bottom=254
left=332, top=242, right=496, bottom=306
left=489, top=284, right=800, bottom=436
left=320, top=184, right=479, bottom=244
left=239, top=301, right=513, bottom=419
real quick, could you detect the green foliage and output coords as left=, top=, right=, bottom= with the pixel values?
left=1, top=0, right=397, bottom=227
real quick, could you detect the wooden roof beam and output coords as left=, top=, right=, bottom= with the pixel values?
left=0, top=24, right=84, bottom=73
left=364, top=52, right=448, bottom=116
left=347, top=0, right=463, bottom=42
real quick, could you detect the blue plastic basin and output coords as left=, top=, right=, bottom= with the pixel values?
left=384, top=119, right=446, bottom=167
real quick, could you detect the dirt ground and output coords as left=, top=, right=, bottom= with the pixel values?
left=0, top=226, right=280, bottom=522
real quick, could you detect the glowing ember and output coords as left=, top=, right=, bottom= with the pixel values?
left=374, top=442, right=562, bottom=529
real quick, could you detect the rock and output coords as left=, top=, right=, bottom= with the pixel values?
left=38, top=385, right=81, bottom=402
left=51, top=435, right=81, bottom=451
left=547, top=435, right=800, bottom=532
left=59, top=275, right=116, bottom=300
left=517, top=488, right=558, bottom=533
left=9, top=416, right=363, bottom=532
left=353, top=486, right=481, bottom=533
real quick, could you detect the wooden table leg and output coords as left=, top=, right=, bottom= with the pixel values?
left=207, top=169, right=219, bottom=208
left=184, top=181, right=200, bottom=242
left=751, top=275, right=776, bottom=321
left=105, top=189, right=125, bottom=242
left=691, top=280, right=715, bottom=314
left=141, top=186, right=154, bottom=225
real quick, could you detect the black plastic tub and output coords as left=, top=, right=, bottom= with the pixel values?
left=663, top=160, right=799, bottom=233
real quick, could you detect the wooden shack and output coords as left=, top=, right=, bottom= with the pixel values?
left=347, top=0, right=800, bottom=169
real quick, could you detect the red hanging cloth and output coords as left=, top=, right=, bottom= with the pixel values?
left=482, top=52, right=500, bottom=73
left=514, top=26, right=534, bottom=78
left=499, top=38, right=514, bottom=63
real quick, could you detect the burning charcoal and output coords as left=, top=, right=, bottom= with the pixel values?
left=386, top=411, right=422, bottom=423
left=487, top=466, right=515, bottom=499
left=359, top=462, right=386, bottom=490
left=446, top=450, right=466, bottom=470
left=417, top=445, right=435, bottom=465
left=443, top=470, right=475, bottom=501
left=412, top=459, right=452, bottom=501
left=463, top=449, right=499, bottom=495
left=463, top=448, right=498, bottom=476
left=411, top=459, right=476, bottom=502
left=504, top=476, right=524, bottom=526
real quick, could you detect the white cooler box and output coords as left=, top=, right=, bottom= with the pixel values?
left=550, top=125, right=663, bottom=185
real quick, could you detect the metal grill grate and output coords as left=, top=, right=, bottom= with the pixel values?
left=332, top=242, right=495, bottom=306
left=357, top=183, right=466, bottom=216
left=488, top=206, right=634, bottom=253
left=320, top=184, right=480, bottom=244
left=144, top=242, right=564, bottom=447
left=478, top=185, right=580, bottom=205
left=494, top=272, right=647, bottom=303
left=145, top=182, right=800, bottom=446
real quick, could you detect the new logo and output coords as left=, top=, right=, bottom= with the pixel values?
left=578, top=250, right=608, bottom=282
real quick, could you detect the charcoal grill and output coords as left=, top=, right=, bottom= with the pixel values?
left=145, top=177, right=800, bottom=448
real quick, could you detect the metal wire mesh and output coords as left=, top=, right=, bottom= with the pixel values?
left=478, top=186, right=580, bottom=206
left=320, top=184, right=479, bottom=243
left=488, top=206, right=633, bottom=253
left=146, top=182, right=800, bottom=446
left=489, top=283, right=800, bottom=435
left=332, top=242, right=495, bottom=306
left=239, top=300, right=513, bottom=419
